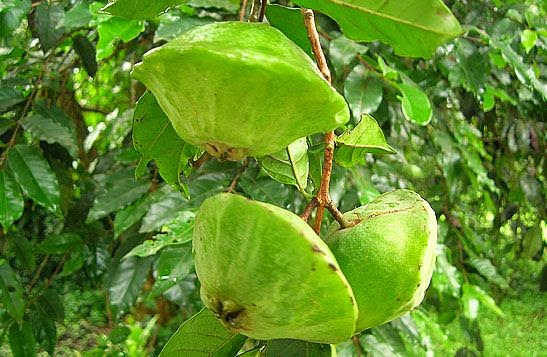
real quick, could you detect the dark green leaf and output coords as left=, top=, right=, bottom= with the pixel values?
left=0, top=259, right=25, bottom=323
left=344, top=64, right=383, bottom=118
left=397, top=82, right=432, bottom=125
left=329, top=35, right=368, bottom=77
left=58, top=247, right=84, bottom=277
left=63, top=0, right=92, bottom=31
left=108, top=326, right=131, bottom=344
left=8, top=233, right=35, bottom=272
left=335, top=114, right=396, bottom=167
left=7, top=144, right=61, bottom=214
left=109, top=257, right=152, bottom=318
left=101, top=0, right=187, bottom=20
left=523, top=224, right=543, bottom=259
left=266, top=5, right=313, bottom=57
left=0, top=87, right=25, bottom=113
left=0, top=0, right=31, bottom=37
left=21, top=106, right=79, bottom=158
left=152, top=243, right=194, bottom=294
left=73, top=35, right=98, bottom=77
left=36, top=289, right=65, bottom=323
left=34, top=3, right=65, bottom=52
left=262, top=339, right=334, bottom=356
left=154, top=11, right=212, bottom=42
left=39, top=232, right=82, bottom=254
left=292, top=0, right=462, bottom=58
left=261, top=138, right=309, bottom=193
left=30, top=310, right=57, bottom=355
left=139, top=189, right=188, bottom=233
left=133, top=92, right=201, bottom=196
left=0, top=167, right=24, bottom=229
left=448, top=39, right=488, bottom=93
left=9, top=320, right=36, bottom=357
left=187, top=0, right=239, bottom=13
left=114, top=193, right=155, bottom=238
left=159, top=308, right=247, bottom=357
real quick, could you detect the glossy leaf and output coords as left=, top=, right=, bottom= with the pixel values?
left=0, top=259, right=25, bottom=323
left=152, top=243, right=194, bottom=294
left=335, top=114, right=396, bottom=167
left=292, top=0, right=462, bottom=58
left=109, top=256, right=152, bottom=317
left=101, top=0, right=187, bottom=19
left=344, top=64, right=383, bottom=118
left=9, top=320, right=37, bottom=357
left=397, top=83, right=433, bottom=126
left=39, top=233, right=82, bottom=254
left=96, top=16, right=144, bottom=60
left=21, top=106, right=79, bottom=158
left=0, top=0, right=31, bottom=36
left=133, top=92, right=201, bottom=196
left=329, top=35, right=368, bottom=77
left=34, top=2, right=65, bottom=52
left=7, top=144, right=61, bottom=214
left=159, top=308, right=247, bottom=357
left=266, top=4, right=312, bottom=57
left=0, top=167, right=24, bottom=229
left=261, top=138, right=309, bottom=193
left=114, top=194, right=155, bottom=238
left=0, top=87, right=25, bottom=113
left=154, top=11, right=212, bottom=42
left=73, top=35, right=98, bottom=77
left=262, top=339, right=334, bottom=356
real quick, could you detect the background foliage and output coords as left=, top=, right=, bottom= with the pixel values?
left=0, top=0, right=545, bottom=355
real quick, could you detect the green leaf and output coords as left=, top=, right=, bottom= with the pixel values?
left=159, top=308, right=247, bottom=357
left=63, top=0, right=92, bottom=31
left=0, top=167, right=24, bottom=229
left=262, top=339, right=334, bottom=356
left=292, top=0, right=462, bottom=58
left=7, top=144, right=61, bottom=214
left=73, top=35, right=98, bottom=77
left=34, top=3, right=65, bottom=52
left=187, top=0, right=239, bottom=13
left=467, top=257, right=508, bottom=289
left=0, top=0, right=31, bottom=37
left=86, top=169, right=150, bottom=223
left=350, top=166, right=380, bottom=205
left=9, top=320, right=37, bottom=357
left=335, top=114, right=395, bottom=167
left=266, top=5, right=313, bottom=57
left=108, top=326, right=131, bottom=344
left=30, top=310, right=56, bottom=355
left=360, top=334, right=398, bottom=357
left=133, top=92, right=201, bottom=196
left=520, top=29, right=537, bottom=54
left=463, top=284, right=504, bottom=318
left=96, top=17, right=144, bottom=60
left=8, top=233, right=35, bottom=272
left=126, top=211, right=194, bottom=258
left=344, top=64, right=383, bottom=118
left=114, top=194, right=155, bottom=238
left=139, top=189, right=188, bottom=233
left=397, top=83, right=432, bottom=125
left=58, top=248, right=84, bottom=277
left=109, top=256, right=152, bottom=318
left=39, top=233, right=82, bottom=254
left=21, top=106, right=79, bottom=158
left=448, top=39, right=488, bottom=94
left=154, top=11, right=213, bottom=42
left=152, top=243, right=194, bottom=294
left=329, top=35, right=368, bottom=77
left=523, top=224, right=543, bottom=259
left=0, top=87, right=25, bottom=113
left=101, top=0, right=187, bottom=19
left=0, top=259, right=25, bottom=323
left=35, top=289, right=65, bottom=323
left=261, top=138, right=309, bottom=193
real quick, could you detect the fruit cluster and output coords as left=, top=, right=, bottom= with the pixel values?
left=133, top=21, right=437, bottom=343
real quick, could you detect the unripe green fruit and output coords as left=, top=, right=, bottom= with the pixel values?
left=193, top=193, right=358, bottom=343
left=132, top=22, right=350, bottom=160
left=324, top=190, right=437, bottom=333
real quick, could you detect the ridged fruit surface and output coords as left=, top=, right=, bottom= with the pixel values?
left=193, top=193, right=358, bottom=343
left=324, top=189, right=437, bottom=332
left=132, top=22, right=349, bottom=160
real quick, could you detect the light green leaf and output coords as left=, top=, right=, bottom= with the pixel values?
left=329, top=35, right=368, bottom=77
left=7, top=144, right=61, bottom=214
left=154, top=11, right=212, bottom=42
left=262, top=339, right=334, bottom=356
left=39, top=233, right=82, bottom=254
left=86, top=169, right=150, bottom=223
left=462, top=284, right=504, bottom=319
left=467, top=257, right=508, bottom=289
left=266, top=5, right=313, bottom=57
left=152, top=243, right=194, bottom=294
left=344, top=64, right=383, bottom=118
left=9, top=320, right=37, bottom=357
left=0, top=259, right=25, bottom=323
left=21, top=107, right=79, bottom=158
left=109, top=257, right=152, bottom=318
left=292, top=0, right=462, bottom=58
left=350, top=166, right=380, bottom=205
left=448, top=38, right=489, bottom=94
left=0, top=168, right=24, bottom=229
left=159, top=308, right=247, bottom=356
left=101, top=0, right=187, bottom=19
left=133, top=92, right=201, bottom=196
left=187, top=0, right=239, bottom=13
left=64, top=0, right=92, bottom=31
left=96, top=17, right=144, bottom=60
left=397, top=83, right=432, bottom=125
left=0, top=87, right=25, bottom=113
left=261, top=138, right=309, bottom=193
left=35, top=3, right=65, bottom=52
left=335, top=114, right=395, bottom=167
left=521, top=29, right=538, bottom=54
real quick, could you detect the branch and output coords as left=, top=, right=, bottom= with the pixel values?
left=239, top=0, right=248, bottom=21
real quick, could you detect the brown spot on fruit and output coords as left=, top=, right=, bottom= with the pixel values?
left=328, top=263, right=338, bottom=272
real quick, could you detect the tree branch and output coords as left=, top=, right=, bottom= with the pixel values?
left=239, top=0, right=248, bottom=21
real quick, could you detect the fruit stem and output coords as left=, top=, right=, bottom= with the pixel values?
left=249, top=0, right=267, bottom=22
left=301, top=9, right=346, bottom=233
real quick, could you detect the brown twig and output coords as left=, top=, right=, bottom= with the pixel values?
left=300, top=198, right=318, bottom=221
left=29, top=255, right=50, bottom=291
left=249, top=0, right=262, bottom=22
left=301, top=9, right=331, bottom=83
left=239, top=0, right=248, bottom=21
left=258, top=0, right=267, bottom=22
left=44, top=252, right=68, bottom=288
left=226, top=160, right=248, bottom=193
left=353, top=335, right=364, bottom=356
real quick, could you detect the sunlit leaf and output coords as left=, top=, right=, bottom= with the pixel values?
left=101, top=0, right=187, bottom=19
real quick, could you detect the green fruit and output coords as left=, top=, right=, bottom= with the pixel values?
left=132, top=22, right=349, bottom=160
left=324, top=189, right=437, bottom=332
left=193, top=193, right=358, bottom=343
